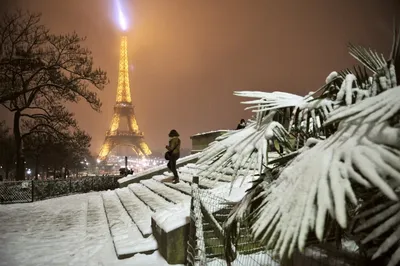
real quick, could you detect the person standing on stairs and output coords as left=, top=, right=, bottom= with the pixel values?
left=165, top=129, right=181, bottom=184
left=236, top=119, right=246, bottom=130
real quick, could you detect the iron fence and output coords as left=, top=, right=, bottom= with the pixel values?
left=187, top=176, right=368, bottom=266
left=0, top=176, right=120, bottom=204
left=187, top=176, right=279, bottom=266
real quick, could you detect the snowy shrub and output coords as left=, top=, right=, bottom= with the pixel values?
left=219, top=25, right=400, bottom=265
left=197, top=111, right=292, bottom=184
left=249, top=87, right=400, bottom=258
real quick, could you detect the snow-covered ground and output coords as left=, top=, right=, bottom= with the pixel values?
left=0, top=193, right=182, bottom=266
left=0, top=154, right=272, bottom=266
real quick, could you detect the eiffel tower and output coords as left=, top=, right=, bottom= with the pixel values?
left=98, top=36, right=151, bottom=161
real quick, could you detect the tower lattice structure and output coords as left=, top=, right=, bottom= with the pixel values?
left=98, top=36, right=151, bottom=161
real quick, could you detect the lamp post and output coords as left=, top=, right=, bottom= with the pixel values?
left=96, top=159, right=101, bottom=176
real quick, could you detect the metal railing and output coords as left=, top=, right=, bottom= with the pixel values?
left=187, top=176, right=278, bottom=266
left=186, top=176, right=368, bottom=266
left=106, top=130, right=143, bottom=137
left=0, top=176, right=120, bottom=204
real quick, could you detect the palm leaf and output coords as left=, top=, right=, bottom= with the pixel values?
left=235, top=71, right=370, bottom=140
left=197, top=111, right=292, bottom=185
left=389, top=21, right=400, bottom=84
left=247, top=87, right=400, bottom=259
left=353, top=189, right=400, bottom=266
left=234, top=91, right=306, bottom=113
left=338, top=66, right=370, bottom=89
left=221, top=21, right=400, bottom=266
left=348, top=43, right=386, bottom=74
left=223, top=171, right=274, bottom=263
left=325, top=85, right=400, bottom=126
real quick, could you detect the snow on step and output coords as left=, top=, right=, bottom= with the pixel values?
left=81, top=194, right=110, bottom=261
left=180, top=165, right=233, bottom=182
left=118, top=153, right=199, bottom=186
left=86, top=194, right=109, bottom=240
left=141, top=179, right=191, bottom=204
left=101, top=191, right=157, bottom=258
left=152, top=175, right=192, bottom=194
left=128, top=183, right=173, bottom=212
left=179, top=172, right=222, bottom=189
left=162, top=180, right=192, bottom=195
left=181, top=163, right=258, bottom=183
left=115, top=188, right=153, bottom=237
left=152, top=175, right=173, bottom=182
left=162, top=171, right=172, bottom=177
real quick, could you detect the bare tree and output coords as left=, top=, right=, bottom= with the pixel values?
left=0, top=10, right=108, bottom=180
left=0, top=121, right=14, bottom=180
left=24, top=129, right=91, bottom=179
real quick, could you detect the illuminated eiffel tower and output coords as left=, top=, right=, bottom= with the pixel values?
left=98, top=36, right=151, bottom=161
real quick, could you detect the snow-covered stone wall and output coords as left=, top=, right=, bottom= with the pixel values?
left=190, top=130, right=231, bottom=154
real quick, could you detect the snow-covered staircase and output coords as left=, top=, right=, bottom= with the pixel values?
left=98, top=167, right=228, bottom=260
left=101, top=191, right=157, bottom=259
left=118, top=153, right=200, bottom=187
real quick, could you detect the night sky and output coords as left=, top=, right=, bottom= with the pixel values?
left=0, top=0, right=399, bottom=154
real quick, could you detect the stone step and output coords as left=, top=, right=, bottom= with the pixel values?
left=202, top=222, right=215, bottom=231
left=101, top=191, right=157, bottom=259
left=162, top=167, right=222, bottom=189
left=183, top=164, right=233, bottom=182
left=118, top=153, right=199, bottom=187
left=128, top=183, right=173, bottom=212
left=154, top=177, right=192, bottom=195
left=204, top=238, right=264, bottom=259
left=140, top=179, right=191, bottom=204
left=86, top=194, right=109, bottom=241
left=178, top=172, right=222, bottom=189
left=115, top=188, right=153, bottom=237
left=203, top=230, right=261, bottom=247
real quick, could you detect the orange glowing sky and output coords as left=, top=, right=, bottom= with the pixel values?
left=0, top=0, right=399, bottom=154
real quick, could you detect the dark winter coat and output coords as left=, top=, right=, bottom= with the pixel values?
left=167, top=137, right=181, bottom=159
left=236, top=123, right=246, bottom=130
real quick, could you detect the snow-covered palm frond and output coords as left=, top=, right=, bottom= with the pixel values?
left=196, top=111, right=291, bottom=184
left=347, top=40, right=399, bottom=97
left=389, top=23, right=400, bottom=80
left=338, top=66, right=370, bottom=90
left=234, top=72, right=367, bottom=140
left=352, top=189, right=400, bottom=266
left=248, top=87, right=400, bottom=259
left=325, top=85, right=400, bottom=128
left=348, top=43, right=387, bottom=74
left=235, top=91, right=306, bottom=112
left=225, top=171, right=274, bottom=228
left=220, top=24, right=400, bottom=264
left=223, top=175, right=271, bottom=262
left=234, top=89, right=333, bottom=139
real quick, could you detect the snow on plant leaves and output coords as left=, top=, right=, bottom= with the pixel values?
left=234, top=91, right=306, bottom=112
left=251, top=87, right=400, bottom=259
left=355, top=198, right=400, bottom=266
left=197, top=112, right=290, bottom=184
